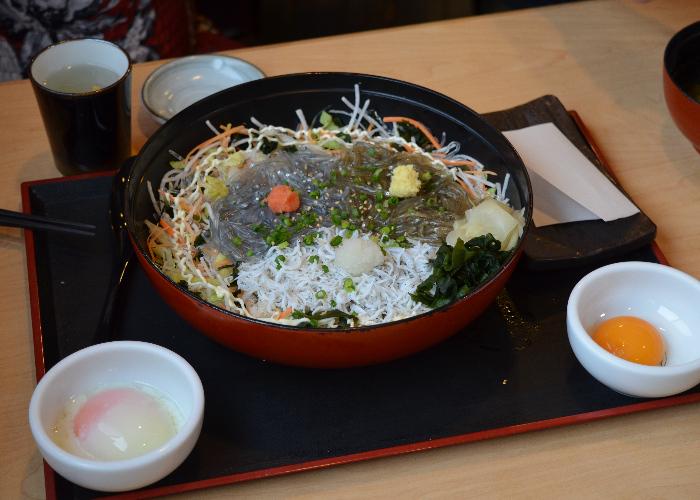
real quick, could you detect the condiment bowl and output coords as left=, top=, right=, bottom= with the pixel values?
left=28, top=341, right=204, bottom=492
left=663, top=21, right=700, bottom=153
left=567, top=261, right=700, bottom=398
left=142, top=54, right=265, bottom=123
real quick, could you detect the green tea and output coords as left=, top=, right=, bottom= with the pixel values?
left=43, top=64, right=120, bottom=93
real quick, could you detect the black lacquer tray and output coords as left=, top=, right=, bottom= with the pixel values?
left=23, top=102, right=697, bottom=500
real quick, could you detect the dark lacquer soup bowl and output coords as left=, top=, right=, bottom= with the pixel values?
left=663, top=21, right=700, bottom=153
left=124, top=72, right=533, bottom=368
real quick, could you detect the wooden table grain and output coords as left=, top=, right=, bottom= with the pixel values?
left=2, top=0, right=700, bottom=498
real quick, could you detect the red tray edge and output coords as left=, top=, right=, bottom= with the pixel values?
left=21, top=120, right=684, bottom=500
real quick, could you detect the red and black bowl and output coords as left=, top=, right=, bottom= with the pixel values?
left=123, top=72, right=533, bottom=368
left=663, top=21, right=700, bottom=153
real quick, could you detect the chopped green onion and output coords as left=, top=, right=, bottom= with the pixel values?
left=315, top=290, right=327, bottom=299
left=343, top=278, right=355, bottom=292
left=322, top=264, right=330, bottom=273
left=309, top=255, right=320, bottom=263
left=330, top=235, right=343, bottom=247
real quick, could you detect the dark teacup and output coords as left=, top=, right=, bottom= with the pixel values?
left=29, top=39, right=132, bottom=176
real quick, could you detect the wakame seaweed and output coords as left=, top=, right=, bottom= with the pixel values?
left=411, top=234, right=511, bottom=308
left=291, top=308, right=359, bottom=328
left=397, top=122, right=435, bottom=152
left=260, top=137, right=278, bottom=154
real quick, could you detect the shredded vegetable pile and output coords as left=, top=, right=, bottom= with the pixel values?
left=146, top=84, right=522, bottom=328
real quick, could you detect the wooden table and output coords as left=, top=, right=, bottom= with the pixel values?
left=3, top=0, right=700, bottom=498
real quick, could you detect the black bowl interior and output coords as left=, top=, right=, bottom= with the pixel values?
left=125, top=72, right=533, bottom=323
left=665, top=21, right=700, bottom=95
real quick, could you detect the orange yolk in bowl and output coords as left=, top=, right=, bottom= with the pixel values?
left=591, top=316, right=665, bottom=366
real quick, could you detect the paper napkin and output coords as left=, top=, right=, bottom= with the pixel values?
left=502, top=122, right=639, bottom=227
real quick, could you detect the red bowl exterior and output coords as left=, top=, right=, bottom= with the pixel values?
left=135, top=237, right=523, bottom=368
left=663, top=68, right=700, bottom=152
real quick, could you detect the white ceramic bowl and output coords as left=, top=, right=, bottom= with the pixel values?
left=142, top=54, right=265, bottom=123
left=29, top=341, right=204, bottom=492
left=567, top=261, right=700, bottom=398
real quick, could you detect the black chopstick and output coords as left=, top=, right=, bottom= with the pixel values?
left=0, top=208, right=96, bottom=236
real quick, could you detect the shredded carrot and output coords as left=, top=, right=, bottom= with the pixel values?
left=159, top=219, right=175, bottom=237
left=402, top=143, right=415, bottom=153
left=185, top=124, right=249, bottom=164
left=147, top=235, right=157, bottom=261
left=456, top=178, right=477, bottom=198
left=382, top=116, right=442, bottom=150
left=178, top=199, right=192, bottom=212
left=279, top=307, right=293, bottom=319
left=442, top=159, right=476, bottom=167
left=146, top=223, right=171, bottom=261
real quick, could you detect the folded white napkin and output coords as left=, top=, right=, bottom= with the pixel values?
left=502, top=123, right=639, bottom=227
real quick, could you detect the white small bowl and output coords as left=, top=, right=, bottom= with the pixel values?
left=142, top=54, right=265, bottom=123
left=567, top=261, right=700, bottom=398
left=29, top=341, right=204, bottom=492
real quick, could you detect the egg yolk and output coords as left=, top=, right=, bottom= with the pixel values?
left=591, top=316, right=665, bottom=366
